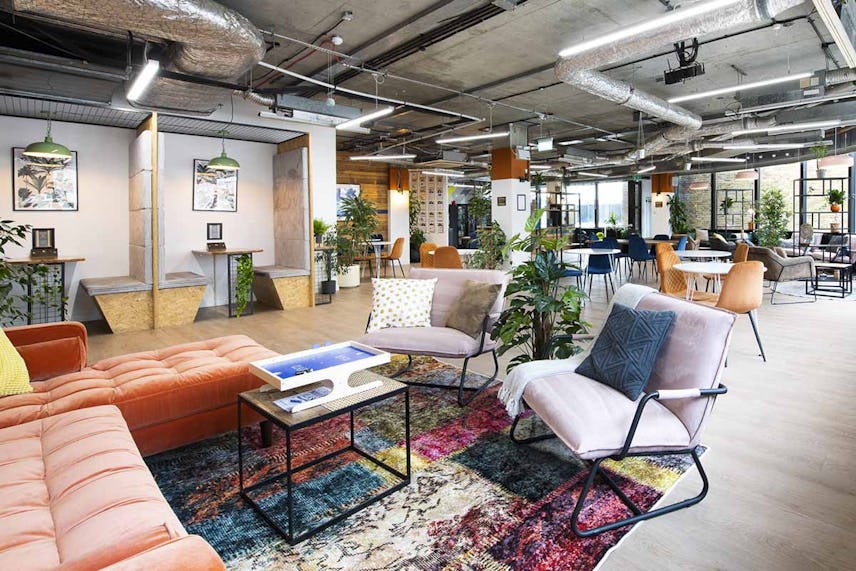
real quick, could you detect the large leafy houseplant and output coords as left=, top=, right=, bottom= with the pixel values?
left=492, top=209, right=588, bottom=372
left=339, top=195, right=378, bottom=259
left=409, top=194, right=426, bottom=262
left=469, top=220, right=506, bottom=270
left=754, top=187, right=790, bottom=248
left=668, top=193, right=691, bottom=234
left=0, top=220, right=65, bottom=326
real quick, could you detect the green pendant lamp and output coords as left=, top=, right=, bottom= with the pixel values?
left=208, top=137, right=240, bottom=171
left=23, top=116, right=72, bottom=162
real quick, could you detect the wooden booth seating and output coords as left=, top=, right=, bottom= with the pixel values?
left=158, top=271, right=208, bottom=327
left=253, top=266, right=312, bottom=309
left=81, top=276, right=153, bottom=333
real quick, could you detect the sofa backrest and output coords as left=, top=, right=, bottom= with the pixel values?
left=636, top=292, right=736, bottom=444
left=410, top=267, right=508, bottom=327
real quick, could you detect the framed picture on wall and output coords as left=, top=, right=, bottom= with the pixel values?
left=207, top=222, right=223, bottom=241
left=193, top=159, right=238, bottom=212
left=336, top=183, right=360, bottom=219
left=12, top=148, right=79, bottom=211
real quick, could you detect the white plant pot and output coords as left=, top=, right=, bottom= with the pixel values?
left=338, top=264, right=362, bottom=288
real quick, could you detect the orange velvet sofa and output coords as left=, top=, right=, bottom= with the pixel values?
left=1, top=321, right=277, bottom=455
left=0, top=405, right=225, bottom=570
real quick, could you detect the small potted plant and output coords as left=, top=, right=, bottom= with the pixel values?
left=338, top=195, right=377, bottom=287
left=313, top=218, right=330, bottom=245
left=315, top=230, right=342, bottom=294
left=719, top=195, right=734, bottom=215
left=828, top=188, right=846, bottom=213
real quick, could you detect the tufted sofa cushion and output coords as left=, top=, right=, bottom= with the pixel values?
left=0, top=405, right=223, bottom=570
left=0, top=335, right=276, bottom=438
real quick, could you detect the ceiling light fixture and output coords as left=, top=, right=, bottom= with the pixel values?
left=421, top=170, right=465, bottom=177
left=436, top=132, right=509, bottom=144
left=336, top=106, right=394, bottom=131
left=812, top=0, right=856, bottom=68
left=689, top=181, right=710, bottom=190
left=720, top=143, right=810, bottom=150
left=349, top=154, right=417, bottom=161
left=529, top=165, right=553, bottom=170
left=557, top=139, right=584, bottom=146
left=735, top=170, right=758, bottom=180
left=668, top=72, right=812, bottom=103
left=208, top=97, right=240, bottom=171
left=818, top=154, right=854, bottom=168
left=733, top=119, right=842, bottom=136
left=23, top=114, right=72, bottom=162
left=577, top=171, right=609, bottom=178
left=126, top=59, right=160, bottom=101
left=558, top=0, right=740, bottom=58
left=689, top=156, right=746, bottom=163
left=636, top=165, right=656, bottom=174
left=450, top=183, right=475, bottom=188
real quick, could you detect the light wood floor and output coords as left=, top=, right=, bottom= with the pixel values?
left=85, top=268, right=856, bottom=570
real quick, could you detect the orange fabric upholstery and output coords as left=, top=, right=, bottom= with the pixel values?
left=433, top=246, right=464, bottom=269
left=101, top=536, right=225, bottom=571
left=15, top=336, right=86, bottom=382
left=711, top=261, right=764, bottom=314
left=0, top=331, right=276, bottom=455
left=4, top=321, right=87, bottom=349
left=655, top=244, right=717, bottom=302
left=733, top=242, right=749, bottom=264
left=0, top=405, right=223, bottom=569
left=420, top=242, right=437, bottom=267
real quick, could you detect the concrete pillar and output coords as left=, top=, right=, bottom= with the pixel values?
left=491, top=124, right=531, bottom=265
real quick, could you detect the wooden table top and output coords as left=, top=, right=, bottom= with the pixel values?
left=192, top=248, right=263, bottom=256
left=5, top=255, right=85, bottom=264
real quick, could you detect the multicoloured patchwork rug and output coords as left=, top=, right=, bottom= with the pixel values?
left=145, top=356, right=705, bottom=570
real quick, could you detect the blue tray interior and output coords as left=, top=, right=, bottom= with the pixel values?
left=261, top=346, right=377, bottom=378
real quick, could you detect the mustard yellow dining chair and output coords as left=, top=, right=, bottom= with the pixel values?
left=433, top=246, right=464, bottom=269
left=419, top=242, right=437, bottom=268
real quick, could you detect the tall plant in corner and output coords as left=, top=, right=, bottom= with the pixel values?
left=492, top=209, right=588, bottom=372
left=668, top=193, right=691, bottom=234
left=754, top=187, right=790, bottom=248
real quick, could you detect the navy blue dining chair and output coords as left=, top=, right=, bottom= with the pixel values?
left=628, top=235, right=656, bottom=281
left=676, top=235, right=688, bottom=251
left=586, top=241, right=616, bottom=298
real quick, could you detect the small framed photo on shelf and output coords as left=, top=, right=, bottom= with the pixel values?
left=497, top=196, right=507, bottom=207
left=31, top=227, right=57, bottom=257
left=207, top=222, right=223, bottom=241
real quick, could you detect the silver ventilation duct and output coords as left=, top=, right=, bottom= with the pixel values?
left=1, top=0, right=265, bottom=114
left=555, top=0, right=806, bottom=128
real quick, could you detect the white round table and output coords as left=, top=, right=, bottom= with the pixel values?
left=673, top=261, right=733, bottom=299
left=675, top=250, right=732, bottom=260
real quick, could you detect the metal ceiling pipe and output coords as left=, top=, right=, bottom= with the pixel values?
left=555, top=0, right=806, bottom=128
left=1, top=0, right=265, bottom=114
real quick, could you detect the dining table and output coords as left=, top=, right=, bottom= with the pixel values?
left=675, top=249, right=732, bottom=260
left=368, top=240, right=393, bottom=278
left=673, top=261, right=733, bottom=299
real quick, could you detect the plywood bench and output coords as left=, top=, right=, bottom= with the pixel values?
left=253, top=266, right=311, bottom=309
left=81, top=276, right=153, bottom=333
left=157, top=272, right=208, bottom=327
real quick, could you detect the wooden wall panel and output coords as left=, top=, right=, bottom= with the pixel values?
left=336, top=152, right=389, bottom=236
left=491, top=147, right=528, bottom=180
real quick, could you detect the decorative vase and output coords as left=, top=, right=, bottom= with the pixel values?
left=338, top=264, right=361, bottom=288
left=831, top=203, right=841, bottom=213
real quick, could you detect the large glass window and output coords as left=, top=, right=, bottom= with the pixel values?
left=714, top=170, right=754, bottom=233
left=568, top=182, right=596, bottom=228
left=597, top=181, right=627, bottom=226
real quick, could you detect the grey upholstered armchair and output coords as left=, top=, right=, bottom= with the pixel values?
left=746, top=246, right=815, bottom=304
left=358, top=268, right=508, bottom=405
left=506, top=285, right=735, bottom=536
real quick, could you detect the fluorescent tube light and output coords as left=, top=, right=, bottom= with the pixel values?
left=721, top=143, right=809, bottom=150
left=690, top=156, right=746, bottom=163
left=637, top=165, right=656, bottom=174
left=558, top=0, right=740, bottom=58
left=450, top=183, right=475, bottom=188
left=349, top=154, right=416, bottom=161
left=733, top=120, right=841, bottom=136
left=336, top=106, right=394, bottom=131
left=127, top=60, right=160, bottom=101
left=577, top=171, right=609, bottom=178
left=436, top=132, right=509, bottom=144
left=668, top=72, right=813, bottom=103
left=530, top=165, right=553, bottom=170
left=421, top=170, right=465, bottom=177
left=557, top=139, right=584, bottom=145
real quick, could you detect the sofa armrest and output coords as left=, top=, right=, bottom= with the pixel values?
left=4, top=321, right=87, bottom=349
left=4, top=322, right=88, bottom=380
left=100, top=535, right=225, bottom=571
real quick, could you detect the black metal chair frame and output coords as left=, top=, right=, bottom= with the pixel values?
left=510, top=383, right=727, bottom=537
left=369, top=314, right=499, bottom=406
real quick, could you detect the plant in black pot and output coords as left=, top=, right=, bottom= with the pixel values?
left=315, top=230, right=342, bottom=294
left=668, top=193, right=691, bottom=235
left=492, top=209, right=588, bottom=372
left=313, top=218, right=330, bottom=245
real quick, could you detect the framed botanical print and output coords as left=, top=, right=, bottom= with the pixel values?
left=193, top=159, right=238, bottom=212
left=12, top=148, right=79, bottom=211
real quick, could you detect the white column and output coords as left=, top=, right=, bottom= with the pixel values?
left=492, top=178, right=531, bottom=266
left=388, top=189, right=411, bottom=265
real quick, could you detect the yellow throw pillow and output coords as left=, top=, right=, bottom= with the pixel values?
left=0, top=329, right=32, bottom=396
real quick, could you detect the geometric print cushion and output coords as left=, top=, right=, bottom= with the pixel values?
left=367, top=277, right=438, bottom=333
left=575, top=303, right=676, bottom=400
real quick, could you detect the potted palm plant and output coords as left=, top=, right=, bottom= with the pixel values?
left=338, top=195, right=377, bottom=288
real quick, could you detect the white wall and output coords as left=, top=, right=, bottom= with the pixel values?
left=492, top=178, right=531, bottom=266
left=0, top=116, right=133, bottom=321
left=388, top=190, right=410, bottom=265
left=161, top=133, right=276, bottom=307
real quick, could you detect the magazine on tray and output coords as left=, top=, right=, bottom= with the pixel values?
left=273, top=386, right=332, bottom=412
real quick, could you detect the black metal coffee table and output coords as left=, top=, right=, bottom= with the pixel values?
left=237, top=370, right=410, bottom=544
left=808, top=262, right=853, bottom=298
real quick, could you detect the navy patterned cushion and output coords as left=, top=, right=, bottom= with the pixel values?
left=575, top=303, right=676, bottom=400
